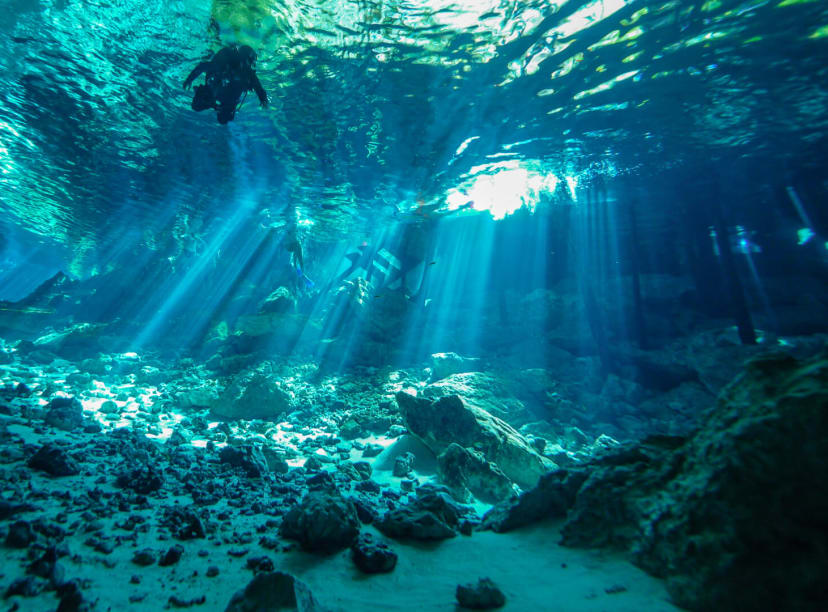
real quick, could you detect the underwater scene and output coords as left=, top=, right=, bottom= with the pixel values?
left=1, top=0, right=827, bottom=610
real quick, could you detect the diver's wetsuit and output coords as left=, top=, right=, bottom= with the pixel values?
left=184, top=45, right=267, bottom=124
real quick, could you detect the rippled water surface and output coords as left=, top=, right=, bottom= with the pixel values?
left=0, top=0, right=826, bottom=270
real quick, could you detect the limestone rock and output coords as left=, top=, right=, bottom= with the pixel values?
left=220, top=445, right=269, bottom=478
left=421, top=372, right=525, bottom=421
left=351, top=533, right=397, bottom=574
left=429, top=352, right=482, bottom=381
left=225, top=572, right=322, bottom=612
left=279, top=493, right=360, bottom=553
left=44, top=396, right=84, bottom=431
left=437, top=443, right=515, bottom=504
left=211, top=371, right=292, bottom=421
left=396, top=391, right=553, bottom=489
left=27, top=444, right=80, bottom=476
left=456, top=577, right=506, bottom=609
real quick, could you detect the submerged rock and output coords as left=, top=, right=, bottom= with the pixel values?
left=456, top=577, right=506, bottom=610
left=219, top=445, right=269, bottom=478
left=211, top=370, right=293, bottom=421
left=351, top=533, right=397, bottom=574
left=27, top=444, right=80, bottom=476
left=376, top=486, right=473, bottom=541
left=483, top=352, right=828, bottom=612
left=225, top=571, right=321, bottom=612
left=44, top=396, right=84, bottom=431
left=437, top=443, right=515, bottom=504
left=396, top=392, right=553, bottom=489
left=279, top=493, right=360, bottom=553
left=429, top=352, right=482, bottom=381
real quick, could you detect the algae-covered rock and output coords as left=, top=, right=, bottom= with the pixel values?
left=211, top=370, right=292, bottom=421
left=396, top=391, right=554, bottom=489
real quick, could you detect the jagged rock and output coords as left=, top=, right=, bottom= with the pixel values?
left=211, top=370, right=293, bottom=421
left=116, top=466, right=164, bottom=494
left=262, top=447, right=290, bottom=474
left=376, top=487, right=471, bottom=541
left=162, top=507, right=206, bottom=540
left=483, top=352, right=828, bottom=612
left=396, top=392, right=553, bottom=489
left=225, top=571, right=322, bottom=612
left=159, top=544, right=184, bottom=566
left=456, top=577, right=506, bottom=609
left=351, top=533, right=397, bottom=574
left=421, top=372, right=525, bottom=421
left=27, top=444, right=80, bottom=476
left=392, top=452, right=414, bottom=477
left=44, top=396, right=84, bottom=431
left=279, top=493, right=360, bottom=553
left=32, top=323, right=107, bottom=358
left=429, top=352, right=482, bottom=381
left=220, top=445, right=269, bottom=478
left=627, top=353, right=828, bottom=611
left=376, top=506, right=456, bottom=541
left=437, top=443, right=515, bottom=504
left=339, top=419, right=363, bottom=440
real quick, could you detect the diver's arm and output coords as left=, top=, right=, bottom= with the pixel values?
left=251, top=73, right=268, bottom=107
left=183, top=62, right=210, bottom=89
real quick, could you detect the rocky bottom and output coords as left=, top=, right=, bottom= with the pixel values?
left=0, top=411, right=675, bottom=611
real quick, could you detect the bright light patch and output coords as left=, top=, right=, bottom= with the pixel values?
left=449, top=161, right=559, bottom=220
left=547, top=0, right=629, bottom=40
left=798, top=228, right=815, bottom=245
left=565, top=175, right=579, bottom=199
left=454, top=136, right=480, bottom=156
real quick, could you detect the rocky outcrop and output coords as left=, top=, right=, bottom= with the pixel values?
left=429, top=352, right=482, bottom=381
left=481, top=352, right=828, bottom=612
left=279, top=493, right=360, bottom=553
left=211, top=370, right=293, bottom=421
left=396, top=391, right=553, bottom=489
left=437, top=443, right=515, bottom=504
left=27, top=444, right=80, bottom=476
left=376, top=485, right=474, bottom=541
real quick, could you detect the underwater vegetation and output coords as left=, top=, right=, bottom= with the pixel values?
left=1, top=0, right=828, bottom=611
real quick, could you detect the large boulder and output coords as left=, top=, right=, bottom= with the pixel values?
left=376, top=486, right=472, bottom=541
left=219, top=445, right=269, bottom=478
left=279, top=493, right=360, bottom=553
left=437, top=443, right=515, bottom=504
left=396, top=391, right=553, bottom=489
left=27, top=444, right=80, bottom=476
left=44, top=397, right=84, bottom=431
left=421, top=372, right=525, bottom=421
left=211, top=371, right=292, bottom=421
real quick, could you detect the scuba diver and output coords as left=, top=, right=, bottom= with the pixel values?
left=183, top=44, right=268, bottom=124
left=327, top=198, right=474, bottom=300
left=283, top=224, right=314, bottom=296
